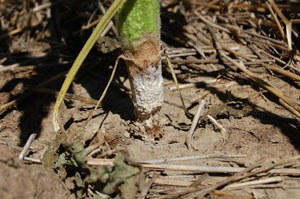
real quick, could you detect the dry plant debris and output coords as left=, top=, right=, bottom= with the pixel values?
left=1, top=0, right=300, bottom=199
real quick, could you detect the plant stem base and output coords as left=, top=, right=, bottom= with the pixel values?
left=124, top=39, right=163, bottom=127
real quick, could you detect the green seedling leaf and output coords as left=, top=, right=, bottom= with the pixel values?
left=86, top=167, right=110, bottom=184
left=53, top=0, right=126, bottom=132
left=57, top=153, right=69, bottom=168
left=43, top=137, right=140, bottom=198
left=69, top=142, right=86, bottom=166
left=120, top=174, right=140, bottom=199
left=102, top=151, right=140, bottom=196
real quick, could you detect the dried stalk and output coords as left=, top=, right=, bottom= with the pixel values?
left=185, top=100, right=206, bottom=150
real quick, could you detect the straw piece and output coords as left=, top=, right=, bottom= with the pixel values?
left=185, top=100, right=206, bottom=150
left=18, top=133, right=37, bottom=160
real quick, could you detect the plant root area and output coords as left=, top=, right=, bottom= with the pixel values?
left=1, top=0, right=300, bottom=198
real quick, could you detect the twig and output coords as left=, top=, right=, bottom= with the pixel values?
left=85, top=144, right=102, bottom=157
left=87, top=158, right=242, bottom=173
left=164, top=48, right=193, bottom=119
left=206, top=114, right=227, bottom=136
left=168, top=79, right=217, bottom=91
left=248, top=185, right=300, bottom=189
left=185, top=100, right=206, bottom=150
left=160, top=187, right=254, bottom=199
left=135, top=154, right=245, bottom=164
left=0, top=140, right=22, bottom=151
left=142, top=164, right=242, bottom=173
left=263, top=64, right=300, bottom=81
left=259, top=48, right=287, bottom=65
left=0, top=53, right=48, bottom=72
left=225, top=176, right=284, bottom=189
left=193, top=155, right=300, bottom=197
left=98, top=0, right=119, bottom=37
left=86, top=157, right=300, bottom=176
left=86, top=158, right=114, bottom=166
left=244, top=30, right=286, bottom=46
left=32, top=2, right=52, bottom=12
left=101, top=22, right=114, bottom=37
left=195, top=12, right=230, bottom=33
left=81, top=55, right=123, bottom=138
left=139, top=173, right=159, bottom=199
left=161, top=51, right=196, bottom=59
left=153, top=178, right=193, bottom=187
left=269, top=168, right=300, bottom=175
left=269, top=0, right=292, bottom=50
left=279, top=99, right=300, bottom=118
left=266, top=2, right=285, bottom=40
left=18, top=133, right=37, bottom=160
left=24, top=157, right=42, bottom=164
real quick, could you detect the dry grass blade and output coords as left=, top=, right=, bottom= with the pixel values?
left=164, top=49, right=193, bottom=119
left=80, top=55, right=123, bottom=139
left=278, top=99, right=300, bottom=118
left=139, top=173, right=159, bottom=199
left=269, top=0, right=292, bottom=51
left=18, top=133, right=37, bottom=160
left=263, top=64, right=300, bottom=82
left=153, top=178, right=193, bottom=187
left=185, top=160, right=264, bottom=198
left=222, top=54, right=300, bottom=118
left=185, top=100, right=206, bottom=150
left=98, top=0, right=119, bottom=37
left=27, top=156, right=300, bottom=176
left=225, top=176, right=284, bottom=189
left=266, top=2, right=285, bottom=40
left=206, top=114, right=227, bottom=136
left=136, top=154, right=245, bottom=164
left=192, top=155, right=300, bottom=197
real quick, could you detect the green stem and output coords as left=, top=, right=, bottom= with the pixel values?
left=117, top=0, right=160, bottom=49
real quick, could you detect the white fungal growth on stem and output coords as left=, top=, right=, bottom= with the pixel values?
left=129, top=60, right=163, bottom=127
left=123, top=38, right=163, bottom=127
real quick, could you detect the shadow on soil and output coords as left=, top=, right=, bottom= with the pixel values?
left=0, top=0, right=133, bottom=146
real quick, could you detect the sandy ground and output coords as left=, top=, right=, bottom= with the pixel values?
left=1, top=0, right=300, bottom=198
left=1, top=66, right=300, bottom=198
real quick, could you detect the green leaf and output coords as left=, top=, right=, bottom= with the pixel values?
left=69, top=142, right=86, bottom=166
left=120, top=175, right=140, bottom=199
left=86, top=167, right=110, bottom=184
left=56, top=153, right=69, bottom=168
left=102, top=151, right=140, bottom=196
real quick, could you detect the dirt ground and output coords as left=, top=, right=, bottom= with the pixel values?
left=1, top=0, right=300, bottom=198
